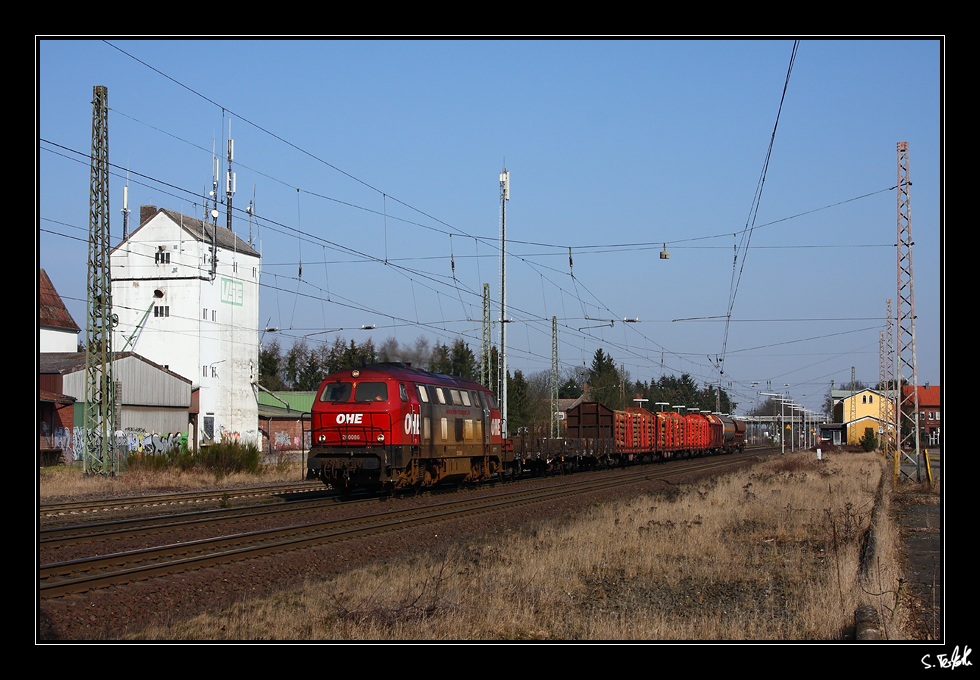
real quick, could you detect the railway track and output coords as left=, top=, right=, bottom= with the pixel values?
left=38, top=451, right=760, bottom=599
left=38, top=481, right=326, bottom=519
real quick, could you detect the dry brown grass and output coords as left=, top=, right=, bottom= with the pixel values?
left=38, top=460, right=307, bottom=502
left=128, top=451, right=910, bottom=641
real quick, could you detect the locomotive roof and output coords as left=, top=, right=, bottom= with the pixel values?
left=322, top=363, right=488, bottom=391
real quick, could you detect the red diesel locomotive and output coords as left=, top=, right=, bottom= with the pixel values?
left=307, top=363, right=507, bottom=490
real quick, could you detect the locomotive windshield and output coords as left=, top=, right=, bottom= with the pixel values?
left=354, top=382, right=389, bottom=402
left=320, top=382, right=353, bottom=402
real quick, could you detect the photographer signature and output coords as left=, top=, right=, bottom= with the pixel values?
left=922, top=646, right=972, bottom=669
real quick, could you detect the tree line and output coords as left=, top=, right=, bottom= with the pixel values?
left=260, top=336, right=736, bottom=435
left=259, top=335, right=479, bottom=392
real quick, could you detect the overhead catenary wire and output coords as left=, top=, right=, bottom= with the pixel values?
left=42, top=42, right=887, bottom=409
left=717, top=39, right=800, bottom=378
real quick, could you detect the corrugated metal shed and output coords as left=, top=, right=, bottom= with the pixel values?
left=39, top=352, right=192, bottom=434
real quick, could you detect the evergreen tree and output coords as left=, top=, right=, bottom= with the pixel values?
left=507, top=370, right=534, bottom=433
left=587, top=348, right=622, bottom=408
left=258, top=339, right=285, bottom=391
left=448, top=339, right=478, bottom=380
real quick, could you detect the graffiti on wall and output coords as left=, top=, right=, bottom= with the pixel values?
left=217, top=426, right=260, bottom=447
left=123, top=428, right=185, bottom=455
left=270, top=429, right=311, bottom=451
left=50, top=426, right=83, bottom=460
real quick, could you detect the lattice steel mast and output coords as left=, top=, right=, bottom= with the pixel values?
left=879, top=299, right=895, bottom=458
left=894, top=141, right=921, bottom=481
left=83, top=85, right=118, bottom=475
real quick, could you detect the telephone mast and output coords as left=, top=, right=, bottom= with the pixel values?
left=894, top=141, right=922, bottom=481
left=498, top=166, right=510, bottom=438
left=83, top=85, right=118, bottom=475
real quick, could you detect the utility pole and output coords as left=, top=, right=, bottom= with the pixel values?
left=551, top=316, right=559, bottom=438
left=498, top=166, right=510, bottom=438
left=84, top=85, right=118, bottom=476
left=894, top=141, right=921, bottom=482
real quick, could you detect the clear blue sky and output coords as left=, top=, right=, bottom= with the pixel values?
left=37, top=39, right=943, bottom=414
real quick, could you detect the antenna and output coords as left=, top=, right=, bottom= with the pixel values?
left=121, top=169, right=131, bottom=242
left=226, top=121, right=236, bottom=231
left=247, top=185, right=255, bottom=247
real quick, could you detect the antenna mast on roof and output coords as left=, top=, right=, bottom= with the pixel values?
left=226, top=120, right=236, bottom=232
left=247, top=185, right=255, bottom=247
left=121, top=169, right=131, bottom=242
left=210, top=140, right=220, bottom=227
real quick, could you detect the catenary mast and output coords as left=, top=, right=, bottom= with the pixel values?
left=84, top=85, right=118, bottom=475
left=894, top=141, right=922, bottom=481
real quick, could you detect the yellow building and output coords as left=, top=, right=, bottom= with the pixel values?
left=832, top=388, right=896, bottom=446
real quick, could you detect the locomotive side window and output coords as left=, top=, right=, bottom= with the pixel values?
left=416, top=384, right=429, bottom=402
left=440, top=417, right=448, bottom=441
left=450, top=389, right=463, bottom=406
left=460, top=391, right=472, bottom=407
left=354, top=382, right=388, bottom=402
left=399, top=383, right=408, bottom=402
left=486, top=391, right=498, bottom=409
left=435, top=388, right=447, bottom=405
left=320, top=382, right=352, bottom=402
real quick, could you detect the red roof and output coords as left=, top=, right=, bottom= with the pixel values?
left=903, top=384, right=941, bottom=407
left=38, top=269, right=80, bottom=332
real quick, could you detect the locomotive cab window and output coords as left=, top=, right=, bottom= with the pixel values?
left=399, top=383, right=408, bottom=402
left=320, top=382, right=352, bottom=402
left=355, top=382, right=389, bottom=402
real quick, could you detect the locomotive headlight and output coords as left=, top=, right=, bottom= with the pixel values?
left=377, top=433, right=385, bottom=442
left=318, top=434, right=326, bottom=443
